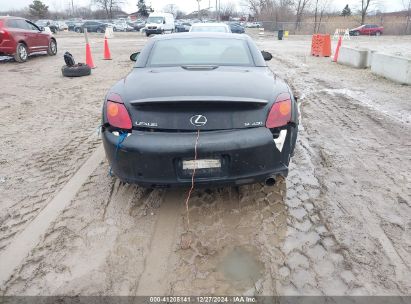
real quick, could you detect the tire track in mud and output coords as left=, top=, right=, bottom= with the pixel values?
left=0, top=129, right=102, bottom=252
left=167, top=184, right=288, bottom=296
left=259, top=42, right=410, bottom=294
left=266, top=47, right=410, bottom=293
left=0, top=145, right=105, bottom=288
left=136, top=190, right=182, bottom=295
left=1, top=164, right=156, bottom=295
left=301, top=91, right=411, bottom=293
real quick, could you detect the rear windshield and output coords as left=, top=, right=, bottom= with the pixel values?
left=147, top=38, right=253, bottom=67
left=191, top=26, right=228, bottom=33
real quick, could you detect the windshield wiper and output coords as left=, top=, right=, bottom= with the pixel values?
left=181, top=65, right=219, bottom=71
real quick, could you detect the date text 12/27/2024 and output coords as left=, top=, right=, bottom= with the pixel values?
left=149, top=296, right=257, bottom=303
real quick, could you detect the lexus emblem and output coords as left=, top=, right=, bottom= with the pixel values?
left=190, top=115, right=207, bottom=127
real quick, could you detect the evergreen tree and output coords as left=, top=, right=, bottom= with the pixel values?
left=341, top=4, right=352, bottom=16
left=137, top=0, right=152, bottom=17
left=29, top=0, right=49, bottom=19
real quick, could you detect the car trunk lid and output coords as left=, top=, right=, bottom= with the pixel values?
left=121, top=66, right=287, bottom=131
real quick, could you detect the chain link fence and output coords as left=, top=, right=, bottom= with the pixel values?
left=258, top=18, right=411, bottom=35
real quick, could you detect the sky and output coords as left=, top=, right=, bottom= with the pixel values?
left=0, top=0, right=406, bottom=14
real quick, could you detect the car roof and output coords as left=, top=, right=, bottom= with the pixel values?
left=151, top=32, right=246, bottom=41
left=191, top=23, right=228, bottom=27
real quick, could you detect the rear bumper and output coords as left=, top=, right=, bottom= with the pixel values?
left=0, top=43, right=16, bottom=55
left=102, top=127, right=296, bottom=188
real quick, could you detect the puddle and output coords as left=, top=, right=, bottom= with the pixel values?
left=219, top=246, right=264, bottom=284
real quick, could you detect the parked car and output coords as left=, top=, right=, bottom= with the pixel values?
left=176, top=22, right=191, bottom=32
left=75, top=21, right=107, bottom=33
left=349, top=24, right=383, bottom=36
left=101, top=33, right=298, bottom=188
left=56, top=21, right=68, bottom=31
left=229, top=23, right=245, bottom=34
left=144, top=13, right=175, bottom=36
left=129, top=20, right=145, bottom=31
left=190, top=23, right=231, bottom=33
left=246, top=22, right=261, bottom=28
left=113, top=20, right=128, bottom=32
left=0, top=16, right=57, bottom=62
left=35, top=19, right=59, bottom=33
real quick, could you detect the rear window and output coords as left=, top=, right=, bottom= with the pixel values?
left=191, top=26, right=228, bottom=33
left=6, top=19, right=30, bottom=30
left=147, top=38, right=253, bottom=67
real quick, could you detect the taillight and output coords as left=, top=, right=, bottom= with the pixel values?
left=0, top=29, right=10, bottom=43
left=265, top=93, right=292, bottom=128
left=106, top=93, right=132, bottom=130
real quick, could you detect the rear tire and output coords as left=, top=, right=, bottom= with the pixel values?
left=14, top=43, right=28, bottom=63
left=61, top=63, right=91, bottom=77
left=47, top=39, right=57, bottom=56
left=146, top=32, right=150, bottom=37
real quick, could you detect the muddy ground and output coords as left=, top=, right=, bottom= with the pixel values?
left=0, top=31, right=410, bottom=296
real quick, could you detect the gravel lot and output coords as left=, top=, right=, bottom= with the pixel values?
left=0, top=31, right=410, bottom=296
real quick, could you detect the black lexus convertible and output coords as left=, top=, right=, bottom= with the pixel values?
left=102, top=33, right=298, bottom=188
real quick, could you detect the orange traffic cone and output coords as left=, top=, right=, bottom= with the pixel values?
left=85, top=43, right=95, bottom=68
left=103, top=37, right=112, bottom=60
left=84, top=29, right=95, bottom=69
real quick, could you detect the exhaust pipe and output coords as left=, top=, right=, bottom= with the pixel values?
left=265, top=176, right=276, bottom=186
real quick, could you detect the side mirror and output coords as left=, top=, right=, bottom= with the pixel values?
left=39, top=26, right=45, bottom=31
left=261, top=51, right=272, bottom=61
left=163, top=20, right=166, bottom=24
left=130, top=52, right=141, bottom=62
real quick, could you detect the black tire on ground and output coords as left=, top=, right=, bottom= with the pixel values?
left=14, top=42, right=28, bottom=63
left=146, top=32, right=150, bottom=37
left=75, top=27, right=81, bottom=33
left=47, top=39, right=57, bottom=56
left=61, top=64, right=91, bottom=77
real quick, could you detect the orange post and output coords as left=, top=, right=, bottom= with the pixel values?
left=321, top=34, right=332, bottom=57
left=103, top=37, right=112, bottom=60
left=333, top=36, right=342, bottom=62
left=84, top=29, right=95, bottom=68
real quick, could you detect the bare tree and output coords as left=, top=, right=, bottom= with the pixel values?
left=360, top=0, right=374, bottom=25
left=242, top=0, right=294, bottom=27
left=404, top=0, right=411, bottom=34
left=220, top=1, right=236, bottom=20
left=313, top=0, right=331, bottom=33
left=294, top=0, right=311, bottom=30
left=196, top=0, right=201, bottom=20
left=163, top=4, right=178, bottom=16
left=94, top=0, right=123, bottom=19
